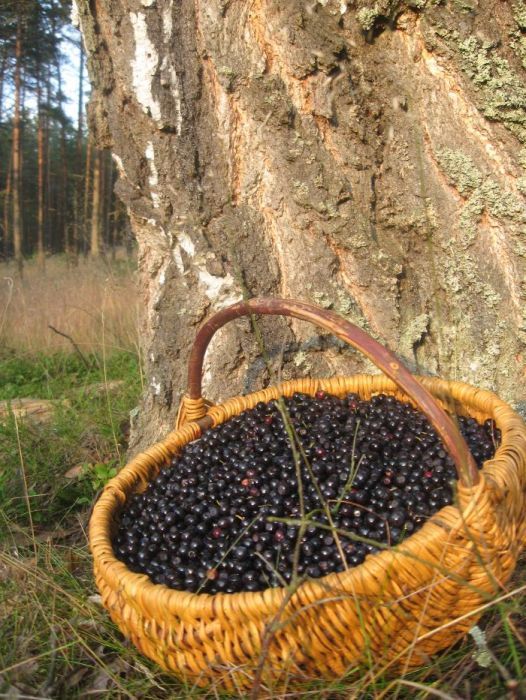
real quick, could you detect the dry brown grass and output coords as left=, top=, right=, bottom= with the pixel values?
left=0, top=253, right=140, bottom=356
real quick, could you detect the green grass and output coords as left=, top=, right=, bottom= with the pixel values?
left=0, top=351, right=139, bottom=401
left=0, top=537, right=524, bottom=698
left=0, top=352, right=525, bottom=698
left=0, top=351, right=142, bottom=531
left=0, top=543, right=189, bottom=699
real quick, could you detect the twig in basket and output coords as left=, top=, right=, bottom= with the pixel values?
left=195, top=510, right=265, bottom=594
left=253, top=550, right=288, bottom=589
left=333, top=419, right=363, bottom=515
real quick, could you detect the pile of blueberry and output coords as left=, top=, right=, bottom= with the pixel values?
left=113, top=392, right=499, bottom=594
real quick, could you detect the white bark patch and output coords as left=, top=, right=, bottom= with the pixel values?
left=151, top=252, right=171, bottom=311
left=162, top=0, right=173, bottom=38
left=111, top=153, right=126, bottom=178
left=197, top=270, right=243, bottom=309
left=71, top=0, right=79, bottom=27
left=173, top=247, right=185, bottom=274
left=141, top=0, right=156, bottom=5
left=160, top=56, right=183, bottom=135
left=158, top=1, right=182, bottom=135
left=198, top=270, right=229, bottom=298
left=145, top=142, right=160, bottom=208
left=173, top=235, right=241, bottom=307
left=151, top=377, right=161, bottom=395
left=173, top=233, right=194, bottom=275
left=178, top=232, right=195, bottom=256
left=130, top=12, right=161, bottom=122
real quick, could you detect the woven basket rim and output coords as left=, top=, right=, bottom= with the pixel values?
left=90, top=374, right=525, bottom=622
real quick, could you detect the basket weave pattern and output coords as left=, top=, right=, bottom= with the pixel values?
left=90, top=374, right=526, bottom=689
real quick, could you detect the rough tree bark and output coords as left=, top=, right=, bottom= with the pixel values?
left=75, top=0, right=526, bottom=452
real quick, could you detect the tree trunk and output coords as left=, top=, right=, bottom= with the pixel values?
left=104, top=151, right=113, bottom=252
left=75, top=0, right=526, bottom=451
left=12, top=19, right=23, bottom=276
left=83, top=134, right=92, bottom=257
left=0, top=49, right=8, bottom=191
left=37, top=70, right=46, bottom=271
left=45, top=66, right=54, bottom=254
left=90, top=147, right=101, bottom=257
left=99, top=148, right=110, bottom=250
left=0, top=51, right=6, bottom=125
left=2, top=143, right=12, bottom=259
left=55, top=55, right=69, bottom=261
left=72, top=43, right=84, bottom=266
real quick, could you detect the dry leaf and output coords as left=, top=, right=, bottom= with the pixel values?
left=88, top=657, right=128, bottom=693
left=64, top=464, right=85, bottom=479
left=82, top=380, right=125, bottom=397
left=88, top=594, right=103, bottom=606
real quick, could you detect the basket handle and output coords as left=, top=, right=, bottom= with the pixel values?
left=183, top=297, right=479, bottom=487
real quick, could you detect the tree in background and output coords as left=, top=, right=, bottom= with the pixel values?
left=76, top=1, right=526, bottom=452
left=0, top=0, right=127, bottom=267
left=11, top=7, right=23, bottom=275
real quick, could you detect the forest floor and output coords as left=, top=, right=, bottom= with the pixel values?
left=0, top=256, right=525, bottom=699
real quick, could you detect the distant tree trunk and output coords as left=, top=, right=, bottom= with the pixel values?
left=2, top=144, right=12, bottom=259
left=12, top=19, right=23, bottom=276
left=104, top=150, right=113, bottom=251
left=0, top=45, right=10, bottom=257
left=0, top=49, right=7, bottom=191
left=99, top=148, right=107, bottom=248
left=0, top=51, right=6, bottom=120
left=45, top=66, right=54, bottom=253
left=72, top=43, right=84, bottom=266
left=90, top=148, right=101, bottom=257
left=77, top=0, right=526, bottom=450
left=55, top=56, right=69, bottom=260
left=36, top=71, right=46, bottom=270
left=110, top=191, right=118, bottom=262
left=83, top=134, right=92, bottom=256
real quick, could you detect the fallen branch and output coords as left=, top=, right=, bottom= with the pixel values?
left=48, top=325, right=91, bottom=369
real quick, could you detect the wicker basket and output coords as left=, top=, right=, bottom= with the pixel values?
left=90, top=298, right=526, bottom=691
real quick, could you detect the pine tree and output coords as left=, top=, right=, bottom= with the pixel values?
left=12, top=11, right=23, bottom=275
left=0, top=0, right=123, bottom=264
